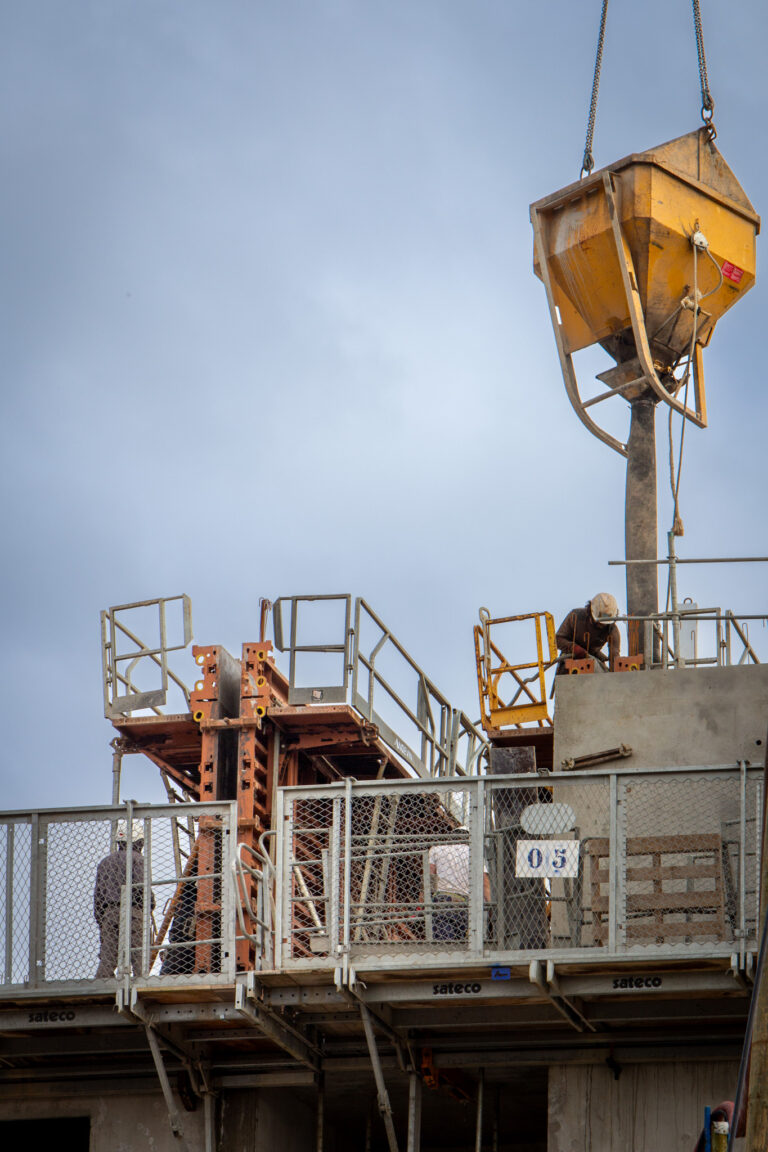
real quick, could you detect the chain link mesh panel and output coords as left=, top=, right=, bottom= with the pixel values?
left=485, top=776, right=609, bottom=951
left=286, top=795, right=339, bottom=960
left=0, top=821, right=32, bottom=984
left=348, top=787, right=475, bottom=954
left=618, top=771, right=757, bottom=949
left=0, top=804, right=235, bottom=990
left=279, top=769, right=760, bottom=968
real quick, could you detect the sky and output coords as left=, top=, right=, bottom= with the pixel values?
left=2, top=0, right=767, bottom=810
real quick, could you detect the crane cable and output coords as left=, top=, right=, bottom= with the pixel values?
left=580, top=0, right=716, bottom=178
left=665, top=238, right=723, bottom=609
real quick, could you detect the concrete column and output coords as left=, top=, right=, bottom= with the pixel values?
left=625, top=396, right=658, bottom=657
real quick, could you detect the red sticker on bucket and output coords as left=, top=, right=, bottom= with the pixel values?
left=722, top=261, right=744, bottom=284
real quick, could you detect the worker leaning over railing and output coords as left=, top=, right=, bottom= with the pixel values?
left=555, top=592, right=621, bottom=672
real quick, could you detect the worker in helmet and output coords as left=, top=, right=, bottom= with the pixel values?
left=93, top=819, right=154, bottom=978
left=556, top=593, right=621, bottom=671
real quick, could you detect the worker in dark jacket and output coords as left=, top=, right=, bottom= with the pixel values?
left=94, top=821, right=154, bottom=978
left=556, top=593, right=621, bottom=671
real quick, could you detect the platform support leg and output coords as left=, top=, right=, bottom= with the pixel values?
left=475, top=1068, right=484, bottom=1152
left=407, top=1070, right=421, bottom=1152
left=360, top=1001, right=400, bottom=1152
left=144, top=1024, right=188, bottom=1147
left=316, top=1073, right=324, bottom=1152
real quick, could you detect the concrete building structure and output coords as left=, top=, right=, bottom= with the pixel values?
left=0, top=591, right=763, bottom=1151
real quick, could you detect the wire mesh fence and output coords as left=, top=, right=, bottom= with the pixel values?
left=277, top=766, right=762, bottom=969
left=0, top=802, right=237, bottom=990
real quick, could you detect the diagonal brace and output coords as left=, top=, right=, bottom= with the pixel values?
left=359, top=1001, right=400, bottom=1152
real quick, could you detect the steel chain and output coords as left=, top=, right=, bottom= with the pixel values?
left=580, top=0, right=609, bottom=178
left=692, top=0, right=716, bottom=137
left=580, top=0, right=717, bottom=176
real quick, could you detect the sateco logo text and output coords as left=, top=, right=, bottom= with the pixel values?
left=432, top=981, right=482, bottom=996
left=612, top=976, right=662, bottom=990
left=28, top=1010, right=76, bottom=1023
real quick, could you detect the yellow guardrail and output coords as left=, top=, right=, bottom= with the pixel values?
left=473, top=609, right=557, bottom=732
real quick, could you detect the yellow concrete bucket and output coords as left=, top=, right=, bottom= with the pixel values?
left=530, top=128, right=759, bottom=456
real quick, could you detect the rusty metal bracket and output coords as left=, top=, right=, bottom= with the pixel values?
left=561, top=744, right=633, bottom=771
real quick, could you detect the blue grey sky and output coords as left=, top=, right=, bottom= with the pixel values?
left=2, top=1, right=767, bottom=808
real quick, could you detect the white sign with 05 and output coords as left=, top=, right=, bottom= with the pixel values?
left=515, top=840, right=579, bottom=878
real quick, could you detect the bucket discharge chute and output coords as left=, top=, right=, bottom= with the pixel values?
left=530, top=128, right=759, bottom=456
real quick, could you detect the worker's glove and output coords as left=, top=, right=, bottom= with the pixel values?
left=572, top=645, right=588, bottom=659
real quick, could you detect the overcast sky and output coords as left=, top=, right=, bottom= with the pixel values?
left=2, top=1, right=767, bottom=809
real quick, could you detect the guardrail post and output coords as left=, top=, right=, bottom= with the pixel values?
left=608, top=775, right=621, bottom=954
left=739, top=761, right=748, bottom=969
left=470, top=779, right=485, bottom=957
left=28, top=814, right=44, bottom=987
left=121, top=799, right=134, bottom=980
left=142, top=813, right=152, bottom=978
left=330, top=797, right=342, bottom=958
left=221, top=806, right=236, bottom=979
left=275, top=787, right=286, bottom=967
left=3, top=825, right=14, bottom=985
left=343, top=778, right=353, bottom=961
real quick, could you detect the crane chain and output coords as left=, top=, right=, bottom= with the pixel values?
left=580, top=0, right=609, bottom=178
left=580, top=0, right=717, bottom=178
left=692, top=0, right=716, bottom=138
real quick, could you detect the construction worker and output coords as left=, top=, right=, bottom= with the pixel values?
left=429, top=829, right=491, bottom=941
left=93, top=820, right=154, bottom=978
left=556, top=593, right=621, bottom=671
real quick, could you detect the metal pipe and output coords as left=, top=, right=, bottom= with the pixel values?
left=343, top=778, right=353, bottom=958
left=610, top=556, right=768, bottom=565
left=28, top=814, right=40, bottom=987
left=492, top=1086, right=499, bottom=1152
left=316, top=1075, right=324, bottom=1152
left=625, top=396, right=658, bottom=658
left=407, top=1071, right=421, bottom=1152
left=111, top=743, right=123, bottom=808
left=359, top=1002, right=400, bottom=1152
left=739, top=761, right=748, bottom=970
left=475, top=1068, right=484, bottom=1152
left=667, top=531, right=682, bottom=666
left=203, top=1090, right=215, bottom=1152
left=122, top=799, right=134, bottom=978
left=144, top=1024, right=187, bottom=1145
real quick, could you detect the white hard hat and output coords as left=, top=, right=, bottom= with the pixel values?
left=116, top=819, right=144, bottom=844
left=591, top=593, right=619, bottom=622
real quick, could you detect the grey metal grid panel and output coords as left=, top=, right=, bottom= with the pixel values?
left=44, top=818, right=112, bottom=981
left=347, top=786, right=475, bottom=956
left=0, top=822, right=32, bottom=985
left=0, top=802, right=236, bottom=992
left=485, top=775, right=608, bottom=952
left=276, top=768, right=758, bottom=971
left=616, top=771, right=749, bottom=950
left=285, top=793, right=340, bottom=962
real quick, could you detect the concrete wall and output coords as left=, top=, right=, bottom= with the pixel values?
left=0, top=1090, right=206, bottom=1151
left=220, top=1087, right=315, bottom=1151
left=0, top=1084, right=315, bottom=1152
left=548, top=1061, right=742, bottom=1152
left=553, top=665, right=768, bottom=770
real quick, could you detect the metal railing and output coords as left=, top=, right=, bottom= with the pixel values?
left=625, top=609, right=767, bottom=671
left=273, top=594, right=487, bottom=777
left=101, top=595, right=193, bottom=717
left=232, top=833, right=276, bottom=971
left=0, top=801, right=238, bottom=993
left=275, top=765, right=762, bottom=973
left=474, top=609, right=557, bottom=730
